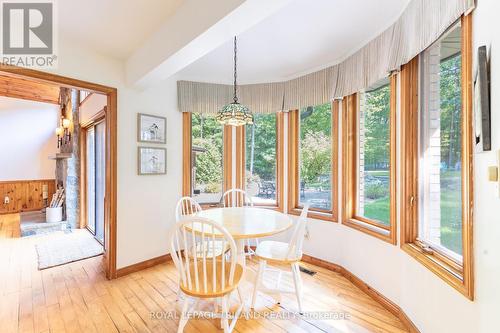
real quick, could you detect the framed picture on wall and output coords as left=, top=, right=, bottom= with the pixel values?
left=138, top=147, right=166, bottom=175
left=137, top=113, right=166, bottom=144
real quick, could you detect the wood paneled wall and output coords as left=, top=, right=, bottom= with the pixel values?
left=0, top=179, right=56, bottom=214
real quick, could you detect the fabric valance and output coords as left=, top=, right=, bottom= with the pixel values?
left=178, top=0, right=475, bottom=114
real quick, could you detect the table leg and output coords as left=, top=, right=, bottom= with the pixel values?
left=236, top=239, right=256, bottom=281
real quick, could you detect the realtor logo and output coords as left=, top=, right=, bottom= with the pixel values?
left=1, top=0, right=57, bottom=68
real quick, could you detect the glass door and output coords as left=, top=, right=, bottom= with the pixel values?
left=86, top=127, right=96, bottom=233
left=85, top=120, right=106, bottom=244
left=95, top=121, right=106, bottom=244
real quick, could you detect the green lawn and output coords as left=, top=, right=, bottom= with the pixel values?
left=365, top=170, right=389, bottom=177
left=364, top=197, right=390, bottom=226
left=439, top=185, right=462, bottom=255
left=363, top=170, right=462, bottom=255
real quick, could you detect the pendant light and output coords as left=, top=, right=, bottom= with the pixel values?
left=216, top=36, right=253, bottom=126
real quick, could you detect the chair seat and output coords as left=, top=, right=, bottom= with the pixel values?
left=180, top=259, right=243, bottom=298
left=255, top=240, right=301, bottom=263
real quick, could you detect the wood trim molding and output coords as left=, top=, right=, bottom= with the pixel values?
left=460, top=13, right=475, bottom=301
left=0, top=64, right=118, bottom=280
left=399, top=14, right=474, bottom=300
left=301, top=254, right=420, bottom=333
left=287, top=110, right=299, bottom=213
left=331, top=101, right=339, bottom=222
left=342, top=85, right=397, bottom=244
left=276, top=112, right=285, bottom=212
left=116, top=254, right=172, bottom=278
left=0, top=74, right=60, bottom=104
left=400, top=57, right=420, bottom=244
left=182, top=112, right=192, bottom=197
left=235, top=125, right=245, bottom=190
left=223, top=125, right=233, bottom=192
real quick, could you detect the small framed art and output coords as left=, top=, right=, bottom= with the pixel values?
left=138, top=147, right=166, bottom=175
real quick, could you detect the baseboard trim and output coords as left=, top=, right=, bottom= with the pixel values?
left=116, top=254, right=172, bottom=278
left=301, top=254, right=420, bottom=333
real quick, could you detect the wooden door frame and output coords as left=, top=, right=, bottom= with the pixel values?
left=0, top=65, right=118, bottom=279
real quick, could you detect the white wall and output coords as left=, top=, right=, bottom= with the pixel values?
left=45, top=39, right=182, bottom=269
left=80, top=93, right=107, bottom=124
left=0, top=97, right=58, bottom=181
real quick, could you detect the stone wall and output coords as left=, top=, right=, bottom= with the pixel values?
left=55, top=88, right=81, bottom=229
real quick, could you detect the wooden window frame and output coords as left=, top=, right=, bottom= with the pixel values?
left=342, top=77, right=397, bottom=245
left=287, top=102, right=339, bottom=222
left=182, top=112, right=232, bottom=208
left=236, top=112, right=285, bottom=212
left=400, top=15, right=474, bottom=300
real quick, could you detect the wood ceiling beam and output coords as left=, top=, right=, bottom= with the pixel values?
left=0, top=74, right=60, bottom=104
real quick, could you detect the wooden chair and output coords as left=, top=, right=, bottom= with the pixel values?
left=175, top=196, right=202, bottom=222
left=222, top=189, right=257, bottom=256
left=251, top=204, right=310, bottom=313
left=170, top=216, right=245, bottom=333
left=175, top=196, right=227, bottom=259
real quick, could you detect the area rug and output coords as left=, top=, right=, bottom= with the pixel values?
left=35, top=229, right=104, bottom=269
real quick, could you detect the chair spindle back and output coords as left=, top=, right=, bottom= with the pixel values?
left=286, top=204, right=310, bottom=260
left=222, top=189, right=253, bottom=208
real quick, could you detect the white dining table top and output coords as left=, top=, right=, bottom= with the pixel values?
left=192, top=207, right=293, bottom=239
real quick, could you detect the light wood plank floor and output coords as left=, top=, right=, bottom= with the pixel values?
left=0, top=213, right=408, bottom=333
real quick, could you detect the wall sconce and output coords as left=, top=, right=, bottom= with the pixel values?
left=55, top=126, right=63, bottom=148
left=56, top=117, right=71, bottom=148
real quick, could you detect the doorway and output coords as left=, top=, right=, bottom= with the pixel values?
left=0, top=66, right=117, bottom=278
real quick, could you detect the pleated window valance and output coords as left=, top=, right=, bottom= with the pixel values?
left=178, top=0, right=474, bottom=114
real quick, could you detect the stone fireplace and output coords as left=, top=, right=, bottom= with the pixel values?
left=54, top=88, right=81, bottom=229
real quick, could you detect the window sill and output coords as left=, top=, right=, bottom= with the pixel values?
left=253, top=204, right=284, bottom=213
left=288, top=207, right=337, bottom=222
left=342, top=218, right=396, bottom=245
left=401, top=243, right=473, bottom=300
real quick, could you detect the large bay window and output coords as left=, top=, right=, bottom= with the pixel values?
left=342, top=76, right=397, bottom=244
left=182, top=113, right=232, bottom=205
left=400, top=16, right=473, bottom=299
left=288, top=102, right=338, bottom=221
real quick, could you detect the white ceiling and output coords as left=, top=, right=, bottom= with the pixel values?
left=59, top=0, right=184, bottom=59
left=177, top=0, right=410, bottom=84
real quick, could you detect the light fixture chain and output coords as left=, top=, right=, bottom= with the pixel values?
left=233, top=36, right=238, bottom=103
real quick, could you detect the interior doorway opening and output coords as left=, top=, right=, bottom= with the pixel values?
left=0, top=67, right=117, bottom=278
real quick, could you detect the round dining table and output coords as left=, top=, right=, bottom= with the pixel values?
left=193, top=207, right=293, bottom=274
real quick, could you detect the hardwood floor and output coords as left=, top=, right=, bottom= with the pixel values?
left=0, top=213, right=408, bottom=333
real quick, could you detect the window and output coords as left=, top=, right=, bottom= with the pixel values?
left=342, top=76, right=397, bottom=244
left=242, top=113, right=284, bottom=209
left=419, top=24, right=464, bottom=258
left=288, top=102, right=338, bottom=221
left=401, top=17, right=473, bottom=299
left=182, top=113, right=232, bottom=205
